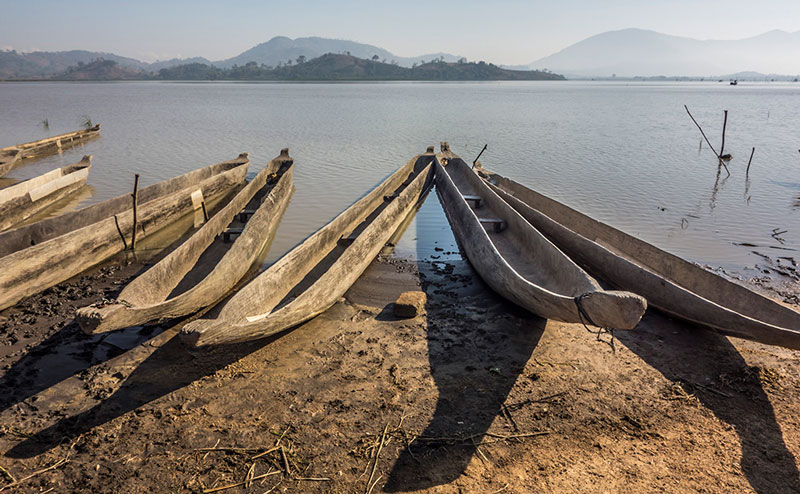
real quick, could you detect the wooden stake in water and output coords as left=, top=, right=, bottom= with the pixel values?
left=720, top=110, right=728, bottom=157
left=746, top=147, right=755, bottom=178
left=131, top=174, right=140, bottom=251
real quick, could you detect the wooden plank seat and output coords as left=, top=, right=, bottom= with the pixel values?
left=237, top=209, right=257, bottom=222
left=223, top=227, right=244, bottom=242
left=478, top=217, right=506, bottom=232
left=462, top=194, right=482, bottom=208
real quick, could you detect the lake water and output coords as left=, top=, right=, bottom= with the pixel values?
left=1, top=81, right=798, bottom=274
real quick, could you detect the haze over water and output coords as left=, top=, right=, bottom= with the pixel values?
left=0, top=81, right=798, bottom=274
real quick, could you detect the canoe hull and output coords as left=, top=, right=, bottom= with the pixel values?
left=181, top=152, right=435, bottom=347
left=435, top=149, right=645, bottom=330
left=482, top=168, right=800, bottom=349
left=0, top=125, right=101, bottom=177
left=0, top=156, right=92, bottom=231
left=0, top=155, right=248, bottom=311
left=76, top=150, right=295, bottom=333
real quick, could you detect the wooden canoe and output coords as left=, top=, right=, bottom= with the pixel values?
left=0, top=156, right=92, bottom=231
left=180, top=150, right=436, bottom=347
left=435, top=143, right=646, bottom=330
left=0, top=125, right=101, bottom=177
left=0, top=154, right=249, bottom=311
left=478, top=166, right=800, bottom=349
left=76, top=150, right=295, bottom=334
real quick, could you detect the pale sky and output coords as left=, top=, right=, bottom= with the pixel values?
left=2, top=0, right=799, bottom=64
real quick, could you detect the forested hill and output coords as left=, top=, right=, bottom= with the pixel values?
left=155, top=54, right=565, bottom=81
left=44, top=54, right=565, bottom=81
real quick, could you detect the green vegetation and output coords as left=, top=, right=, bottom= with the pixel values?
left=154, top=53, right=566, bottom=81
left=41, top=53, right=565, bottom=82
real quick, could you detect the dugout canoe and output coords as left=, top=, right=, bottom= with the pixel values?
left=76, top=149, right=295, bottom=334
left=0, top=154, right=249, bottom=311
left=478, top=165, right=800, bottom=350
left=180, top=149, right=436, bottom=347
left=0, top=125, right=101, bottom=177
left=0, top=155, right=92, bottom=231
left=435, top=143, right=646, bottom=330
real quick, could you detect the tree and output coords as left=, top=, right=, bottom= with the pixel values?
left=458, top=57, right=467, bottom=64
left=297, top=55, right=306, bottom=64
left=372, top=54, right=379, bottom=61
left=287, top=59, right=293, bottom=65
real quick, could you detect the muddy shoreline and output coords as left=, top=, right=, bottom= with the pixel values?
left=1, top=251, right=800, bottom=493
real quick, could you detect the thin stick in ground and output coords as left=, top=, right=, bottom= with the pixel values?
left=364, top=424, right=389, bottom=494
left=746, top=147, right=756, bottom=178
left=720, top=110, right=728, bottom=157
left=131, top=173, right=140, bottom=251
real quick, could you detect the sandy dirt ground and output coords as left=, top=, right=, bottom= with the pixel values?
left=1, top=250, right=799, bottom=493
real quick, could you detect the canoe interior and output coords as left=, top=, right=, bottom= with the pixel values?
left=484, top=170, right=800, bottom=332
left=0, top=155, right=248, bottom=259
left=441, top=154, right=600, bottom=298
left=181, top=152, right=435, bottom=346
left=166, top=162, right=293, bottom=301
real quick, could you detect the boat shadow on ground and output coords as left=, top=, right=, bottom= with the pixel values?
left=0, top=320, right=158, bottom=415
left=615, top=312, right=800, bottom=494
left=384, top=260, right=546, bottom=491
left=5, top=332, right=276, bottom=459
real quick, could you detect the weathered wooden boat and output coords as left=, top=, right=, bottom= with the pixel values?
left=180, top=149, right=436, bottom=347
left=435, top=143, right=646, bottom=330
left=0, top=125, right=101, bottom=177
left=76, top=150, right=295, bottom=334
left=0, top=154, right=249, bottom=311
left=478, top=165, right=800, bottom=349
left=0, top=156, right=92, bottom=231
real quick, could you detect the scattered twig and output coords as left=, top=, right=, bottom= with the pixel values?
left=364, top=424, right=389, bottom=494
left=0, top=456, right=69, bottom=492
left=201, top=471, right=280, bottom=493
left=295, top=477, right=332, bottom=481
left=280, top=446, right=291, bottom=476
left=0, top=465, right=15, bottom=484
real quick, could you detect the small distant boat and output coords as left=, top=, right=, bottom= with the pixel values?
left=76, top=150, right=295, bottom=334
left=435, top=143, right=646, bottom=330
left=0, top=125, right=101, bottom=177
left=479, top=166, right=800, bottom=350
left=181, top=149, right=435, bottom=347
left=0, top=156, right=92, bottom=231
left=0, top=154, right=249, bottom=311
left=730, top=80, right=738, bottom=85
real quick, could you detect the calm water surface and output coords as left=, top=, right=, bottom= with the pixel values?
left=1, top=81, right=798, bottom=272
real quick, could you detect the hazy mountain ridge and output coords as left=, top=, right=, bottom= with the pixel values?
left=216, top=36, right=462, bottom=68
left=530, top=28, right=800, bottom=77
left=0, top=36, right=463, bottom=79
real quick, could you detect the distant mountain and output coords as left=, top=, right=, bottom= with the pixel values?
left=215, top=36, right=462, bottom=68
left=530, top=28, right=800, bottom=77
left=156, top=54, right=565, bottom=81
left=0, top=49, right=146, bottom=79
